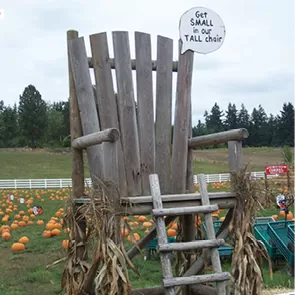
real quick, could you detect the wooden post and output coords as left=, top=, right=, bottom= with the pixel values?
left=66, top=29, right=87, bottom=294
left=171, top=40, right=194, bottom=295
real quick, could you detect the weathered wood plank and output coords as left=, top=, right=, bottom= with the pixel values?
left=112, top=31, right=141, bottom=196
left=158, top=239, right=225, bottom=252
left=228, top=140, right=244, bottom=172
left=171, top=41, right=194, bottom=287
left=72, top=128, right=120, bottom=149
left=77, top=191, right=236, bottom=204
left=135, top=32, right=155, bottom=195
left=67, top=30, right=85, bottom=199
left=68, top=36, right=104, bottom=183
left=88, top=56, right=178, bottom=72
left=171, top=41, right=194, bottom=194
left=152, top=204, right=218, bottom=216
left=198, top=174, right=228, bottom=295
left=90, top=32, right=127, bottom=196
left=155, top=35, right=173, bottom=194
left=189, top=128, right=249, bottom=148
left=186, top=96, right=194, bottom=193
left=163, top=272, right=230, bottom=288
left=149, top=174, right=175, bottom=295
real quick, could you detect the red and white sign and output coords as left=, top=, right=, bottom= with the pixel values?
left=265, top=164, right=288, bottom=175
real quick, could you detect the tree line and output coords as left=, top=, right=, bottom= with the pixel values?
left=0, top=84, right=294, bottom=148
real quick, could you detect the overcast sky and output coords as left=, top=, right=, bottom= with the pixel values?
left=0, top=0, right=293, bottom=126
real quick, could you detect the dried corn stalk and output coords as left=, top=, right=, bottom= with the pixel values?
left=229, top=169, right=272, bottom=295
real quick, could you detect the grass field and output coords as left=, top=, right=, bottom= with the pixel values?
left=0, top=146, right=289, bottom=179
left=0, top=185, right=294, bottom=295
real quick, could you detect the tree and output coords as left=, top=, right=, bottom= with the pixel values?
left=1, top=104, right=18, bottom=147
left=192, top=120, right=206, bottom=137
left=277, top=102, right=294, bottom=147
left=205, top=103, right=224, bottom=133
left=18, top=85, right=47, bottom=148
left=224, top=103, right=238, bottom=130
left=248, top=105, right=268, bottom=146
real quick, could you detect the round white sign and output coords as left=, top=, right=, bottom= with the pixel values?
left=179, top=7, right=226, bottom=55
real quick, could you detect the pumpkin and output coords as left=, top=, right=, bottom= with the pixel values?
left=51, top=229, right=61, bottom=236
left=14, top=214, right=21, bottom=220
left=138, top=216, right=147, bottom=222
left=30, top=214, right=35, bottom=219
left=18, top=221, right=26, bottom=227
left=22, top=215, right=29, bottom=222
left=27, top=220, right=34, bottom=225
left=171, top=223, right=178, bottom=230
left=62, top=239, right=69, bottom=249
left=120, top=228, right=129, bottom=237
left=143, top=222, right=153, bottom=228
left=42, top=230, right=52, bottom=238
left=167, top=228, right=176, bottom=237
left=279, top=210, right=286, bottom=217
left=2, top=231, right=11, bottom=241
left=287, top=212, right=294, bottom=220
left=46, top=223, right=55, bottom=230
left=11, top=223, right=19, bottom=230
left=37, top=220, right=44, bottom=225
left=19, top=236, right=29, bottom=244
left=19, top=211, right=25, bottom=216
left=272, top=215, right=278, bottom=221
left=11, top=242, right=25, bottom=252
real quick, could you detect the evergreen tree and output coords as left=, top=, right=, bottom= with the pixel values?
left=1, top=104, right=18, bottom=147
left=192, top=120, right=206, bottom=136
left=277, top=102, right=294, bottom=147
left=248, top=105, right=268, bottom=146
left=205, top=103, right=224, bottom=133
left=224, top=103, right=238, bottom=130
left=18, top=85, right=47, bottom=148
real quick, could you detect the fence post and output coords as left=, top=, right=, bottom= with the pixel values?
left=219, top=174, right=222, bottom=182
left=29, top=179, right=32, bottom=189
left=60, top=179, right=62, bottom=188
left=14, top=180, right=17, bottom=190
left=45, top=179, right=47, bottom=189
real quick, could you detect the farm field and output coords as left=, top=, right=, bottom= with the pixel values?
left=0, top=184, right=294, bottom=295
left=0, top=146, right=289, bottom=179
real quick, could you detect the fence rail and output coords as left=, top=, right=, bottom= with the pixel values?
left=0, top=171, right=269, bottom=190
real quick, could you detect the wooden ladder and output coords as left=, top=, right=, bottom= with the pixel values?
left=149, top=173, right=230, bottom=295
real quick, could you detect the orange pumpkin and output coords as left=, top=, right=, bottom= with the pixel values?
left=279, top=210, right=286, bottom=217
left=2, top=231, right=11, bottom=241
left=272, top=215, right=278, bottom=221
left=18, top=221, right=26, bottom=227
left=62, top=239, right=69, bottom=249
left=51, top=229, right=61, bottom=236
left=19, top=211, right=25, bottom=216
left=287, top=212, right=294, bottom=220
left=22, top=215, right=29, bottom=222
left=11, top=242, right=25, bottom=252
left=143, top=222, right=153, bottom=228
left=167, top=228, right=177, bottom=237
left=138, top=216, right=147, bottom=222
left=11, top=223, right=19, bottom=230
left=120, top=228, right=129, bottom=237
left=19, top=236, right=29, bottom=244
left=46, top=223, right=55, bottom=230
left=42, top=230, right=52, bottom=238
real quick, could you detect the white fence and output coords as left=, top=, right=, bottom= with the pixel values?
left=0, top=171, right=267, bottom=190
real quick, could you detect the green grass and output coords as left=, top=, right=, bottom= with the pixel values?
left=0, top=147, right=279, bottom=179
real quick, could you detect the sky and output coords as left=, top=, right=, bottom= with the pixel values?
left=0, top=0, right=294, bottom=126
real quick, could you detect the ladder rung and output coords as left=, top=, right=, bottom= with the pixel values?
left=152, top=204, right=218, bottom=216
left=163, top=272, right=230, bottom=288
left=158, top=239, right=225, bottom=252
